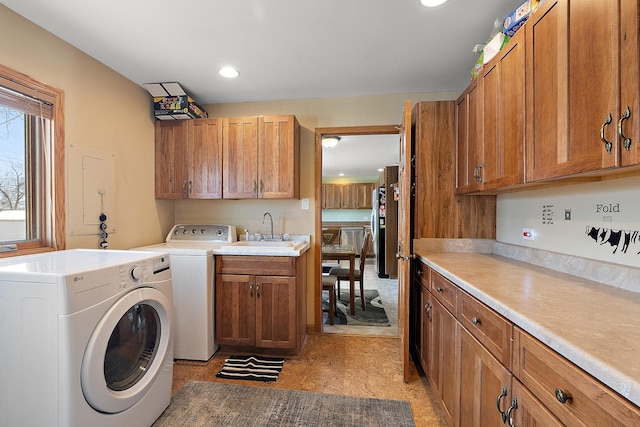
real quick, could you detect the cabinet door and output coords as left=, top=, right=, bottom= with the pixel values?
left=526, top=0, right=620, bottom=181
left=258, top=115, right=299, bottom=199
left=188, top=118, right=223, bottom=199
left=223, top=117, right=258, bottom=198
left=455, top=80, right=483, bottom=193
left=509, top=379, right=563, bottom=427
left=482, top=28, right=525, bottom=190
left=255, top=275, right=297, bottom=349
left=620, top=0, right=639, bottom=167
left=216, top=274, right=255, bottom=347
left=340, top=184, right=357, bottom=208
left=322, top=184, right=342, bottom=209
left=458, top=325, right=512, bottom=427
left=355, top=183, right=375, bottom=209
left=430, top=298, right=459, bottom=427
left=155, top=120, right=188, bottom=199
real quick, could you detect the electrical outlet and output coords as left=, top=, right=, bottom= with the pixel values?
left=301, top=198, right=309, bottom=210
left=522, top=228, right=535, bottom=240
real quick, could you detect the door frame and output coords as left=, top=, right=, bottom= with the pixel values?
left=313, top=125, right=399, bottom=332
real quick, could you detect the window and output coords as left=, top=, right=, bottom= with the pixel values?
left=0, top=65, right=64, bottom=256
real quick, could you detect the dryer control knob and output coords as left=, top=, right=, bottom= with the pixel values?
left=130, top=265, right=142, bottom=281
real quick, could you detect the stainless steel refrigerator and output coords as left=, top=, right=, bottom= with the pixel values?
left=372, top=185, right=387, bottom=278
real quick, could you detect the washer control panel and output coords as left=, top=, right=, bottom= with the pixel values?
left=166, top=224, right=237, bottom=243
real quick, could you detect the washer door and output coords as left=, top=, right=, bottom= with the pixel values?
left=81, top=287, right=172, bottom=414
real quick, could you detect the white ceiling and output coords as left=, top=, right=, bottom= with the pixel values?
left=2, top=0, right=519, bottom=178
left=322, top=134, right=399, bottom=179
left=2, top=0, right=520, bottom=104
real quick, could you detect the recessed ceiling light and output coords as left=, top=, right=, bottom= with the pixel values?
left=218, top=67, right=239, bottom=78
left=377, top=168, right=384, bottom=172
left=420, top=0, right=449, bottom=7
left=339, top=173, right=345, bottom=176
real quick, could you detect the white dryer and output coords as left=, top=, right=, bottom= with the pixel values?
left=0, top=249, right=173, bottom=427
left=134, top=224, right=236, bottom=361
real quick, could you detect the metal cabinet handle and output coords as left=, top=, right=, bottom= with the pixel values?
left=618, top=106, right=632, bottom=151
left=259, top=179, right=264, bottom=194
left=600, top=113, right=613, bottom=153
left=256, top=283, right=260, bottom=298
left=474, top=163, right=483, bottom=183
left=249, top=283, right=254, bottom=297
left=472, top=316, right=481, bottom=325
left=496, top=385, right=508, bottom=424
left=425, top=302, right=432, bottom=322
left=436, top=287, right=443, bottom=293
left=506, top=397, right=518, bottom=427
left=188, top=180, right=192, bottom=194
left=554, top=388, right=572, bottom=404
left=253, top=180, right=257, bottom=193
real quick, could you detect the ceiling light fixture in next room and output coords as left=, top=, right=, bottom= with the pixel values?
left=420, top=0, right=449, bottom=7
left=218, top=67, right=239, bottom=78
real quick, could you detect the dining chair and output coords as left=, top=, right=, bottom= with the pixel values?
left=322, top=274, right=338, bottom=325
left=321, top=227, right=342, bottom=273
left=329, top=230, right=371, bottom=311
left=321, top=228, right=341, bottom=245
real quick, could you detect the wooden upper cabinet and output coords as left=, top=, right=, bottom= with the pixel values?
left=223, top=115, right=299, bottom=199
left=620, top=0, right=640, bottom=167
left=481, top=27, right=525, bottom=190
left=455, top=80, right=483, bottom=194
left=526, top=0, right=638, bottom=181
left=155, top=120, right=189, bottom=199
left=321, top=183, right=375, bottom=209
left=258, top=115, right=300, bottom=199
left=188, top=119, right=223, bottom=199
left=222, top=116, right=259, bottom=199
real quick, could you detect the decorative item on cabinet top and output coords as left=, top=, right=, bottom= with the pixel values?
left=143, top=82, right=208, bottom=120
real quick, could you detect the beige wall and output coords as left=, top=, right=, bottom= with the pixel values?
left=0, top=5, right=174, bottom=250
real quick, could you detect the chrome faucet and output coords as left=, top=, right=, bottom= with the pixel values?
left=262, top=212, right=274, bottom=240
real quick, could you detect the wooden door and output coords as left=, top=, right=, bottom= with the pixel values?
left=397, top=99, right=412, bottom=382
left=259, top=115, right=300, bottom=198
left=216, top=274, right=255, bottom=346
left=188, top=118, right=223, bottom=199
left=510, top=379, right=563, bottom=427
left=431, top=298, right=459, bottom=427
left=255, top=275, right=297, bottom=349
left=455, top=81, right=483, bottom=193
left=223, top=117, right=258, bottom=198
left=155, top=120, right=188, bottom=199
left=481, top=28, right=525, bottom=189
left=458, top=325, right=512, bottom=427
left=620, top=0, right=639, bottom=167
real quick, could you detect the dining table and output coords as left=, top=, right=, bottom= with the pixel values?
left=321, top=244, right=356, bottom=315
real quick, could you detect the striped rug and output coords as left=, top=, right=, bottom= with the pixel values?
left=215, top=355, right=284, bottom=382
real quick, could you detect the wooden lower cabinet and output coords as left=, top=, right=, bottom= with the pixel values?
left=458, top=325, right=512, bottom=426
left=413, top=262, right=640, bottom=427
left=509, top=379, right=563, bottom=427
left=431, top=298, right=459, bottom=426
left=215, top=254, right=306, bottom=356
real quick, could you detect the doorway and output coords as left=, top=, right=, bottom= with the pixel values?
left=314, top=125, right=400, bottom=334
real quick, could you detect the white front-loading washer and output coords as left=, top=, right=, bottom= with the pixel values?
left=134, top=224, right=236, bottom=361
left=0, top=249, right=173, bottom=427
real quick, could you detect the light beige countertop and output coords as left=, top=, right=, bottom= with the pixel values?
left=414, top=245, right=640, bottom=407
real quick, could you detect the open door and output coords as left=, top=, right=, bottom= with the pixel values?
left=397, top=100, right=412, bottom=382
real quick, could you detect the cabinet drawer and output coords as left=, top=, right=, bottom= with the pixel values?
left=430, top=270, right=456, bottom=313
left=216, top=255, right=297, bottom=276
left=457, top=290, right=512, bottom=367
left=513, top=328, right=640, bottom=426
left=415, top=261, right=430, bottom=288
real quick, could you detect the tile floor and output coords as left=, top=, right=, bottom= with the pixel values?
left=322, top=259, right=399, bottom=336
